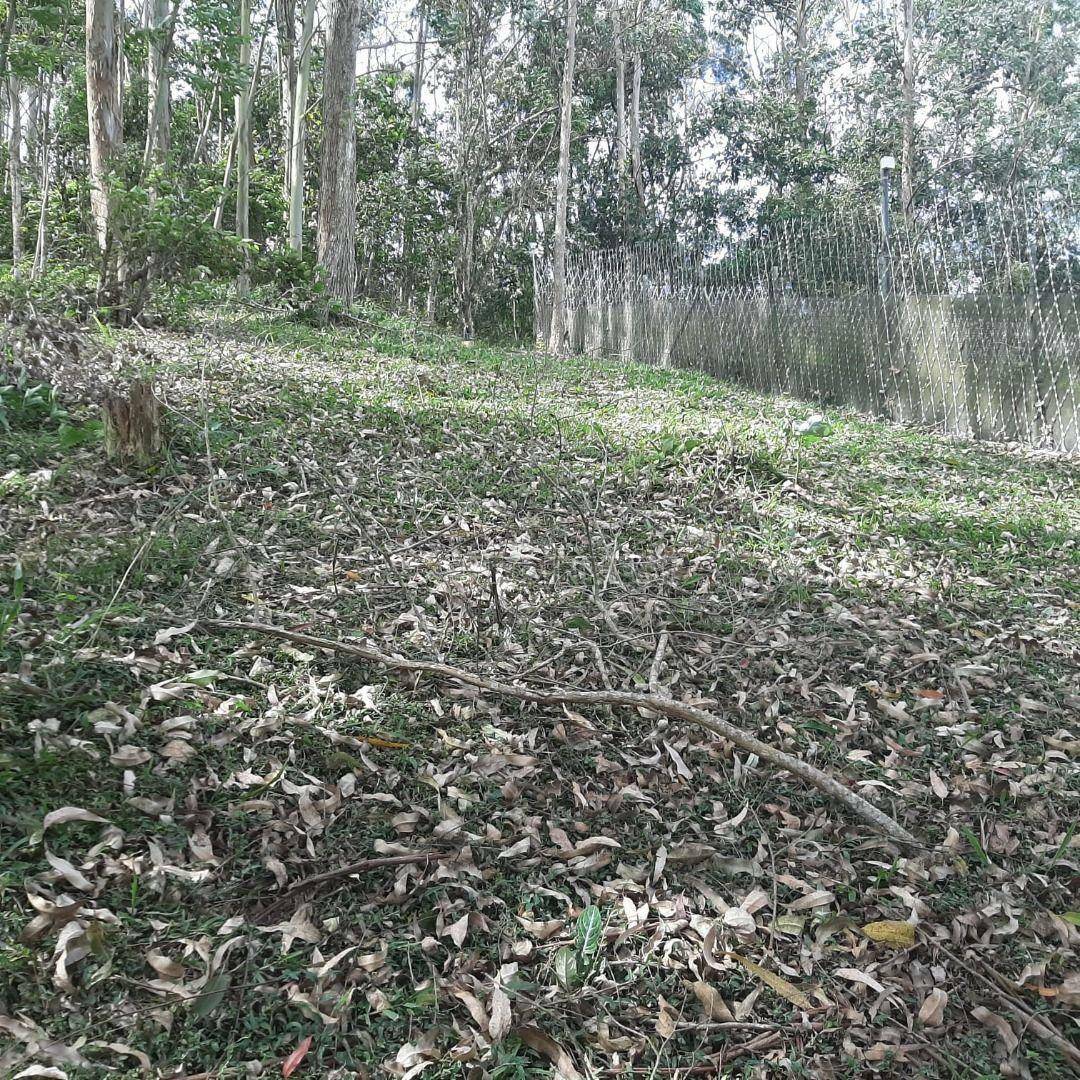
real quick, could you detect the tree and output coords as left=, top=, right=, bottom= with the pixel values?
left=548, top=0, right=577, bottom=353
left=287, top=0, right=316, bottom=251
left=899, top=0, right=915, bottom=218
left=235, top=0, right=251, bottom=294
left=143, top=0, right=174, bottom=172
left=8, top=75, right=21, bottom=272
left=317, top=0, right=361, bottom=304
left=85, top=0, right=123, bottom=273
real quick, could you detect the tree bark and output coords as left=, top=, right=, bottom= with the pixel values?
left=316, top=0, right=360, bottom=305
left=235, top=0, right=251, bottom=294
left=629, top=0, right=644, bottom=206
left=410, top=2, right=426, bottom=129
left=899, top=0, right=915, bottom=220
left=86, top=0, right=123, bottom=264
left=142, top=0, right=173, bottom=172
left=8, top=76, right=22, bottom=273
left=274, top=0, right=297, bottom=205
left=613, top=0, right=627, bottom=236
left=400, top=1, right=427, bottom=307
left=287, top=0, right=317, bottom=252
left=31, top=77, right=50, bottom=279
left=793, top=0, right=808, bottom=103
left=103, top=379, right=162, bottom=465
left=548, top=0, right=578, bottom=354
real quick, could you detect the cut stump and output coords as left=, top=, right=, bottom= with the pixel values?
left=103, top=379, right=162, bottom=465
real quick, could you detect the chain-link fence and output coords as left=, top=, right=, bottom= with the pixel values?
left=534, top=195, right=1080, bottom=452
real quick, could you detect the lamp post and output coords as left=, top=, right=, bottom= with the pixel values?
left=879, top=155, right=896, bottom=297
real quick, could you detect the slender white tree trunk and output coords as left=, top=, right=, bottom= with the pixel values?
left=8, top=76, right=22, bottom=273
left=899, top=0, right=915, bottom=219
left=143, top=0, right=172, bottom=171
left=316, top=0, right=360, bottom=304
left=287, top=0, right=316, bottom=252
left=613, top=1, right=626, bottom=193
left=410, top=3, right=426, bottom=128
left=86, top=0, right=123, bottom=269
left=274, top=0, right=297, bottom=205
left=235, top=0, right=251, bottom=294
left=31, top=78, right=50, bottom=278
left=548, top=0, right=578, bottom=354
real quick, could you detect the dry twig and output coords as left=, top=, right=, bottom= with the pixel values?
left=204, top=619, right=921, bottom=846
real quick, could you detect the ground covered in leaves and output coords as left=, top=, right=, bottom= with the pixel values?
left=1, top=307, right=1078, bottom=1079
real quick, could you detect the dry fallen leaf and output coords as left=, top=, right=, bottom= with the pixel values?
left=515, top=1026, right=583, bottom=1079
left=972, top=1006, right=1019, bottom=1054
left=835, top=967, right=887, bottom=994
left=655, top=995, right=678, bottom=1038
left=691, top=980, right=735, bottom=1021
left=728, top=953, right=811, bottom=1009
left=281, top=1034, right=312, bottom=1077
left=41, top=807, right=109, bottom=833
left=489, top=985, right=512, bottom=1041
left=918, top=987, right=948, bottom=1026
left=861, top=920, right=915, bottom=948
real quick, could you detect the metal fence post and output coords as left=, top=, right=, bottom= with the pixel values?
left=876, top=156, right=899, bottom=417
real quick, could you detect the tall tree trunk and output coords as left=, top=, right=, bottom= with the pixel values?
left=410, top=2, right=426, bottom=128
left=274, top=0, right=297, bottom=205
left=86, top=0, right=123, bottom=265
left=316, top=0, right=360, bottom=305
left=235, top=0, right=251, bottom=294
left=548, top=0, right=578, bottom=354
left=31, top=77, right=50, bottom=278
left=613, top=0, right=627, bottom=236
left=143, top=0, right=173, bottom=172
left=629, top=0, right=644, bottom=207
left=287, top=0, right=316, bottom=252
left=454, top=3, right=480, bottom=340
left=400, top=0, right=426, bottom=306
left=192, top=81, right=218, bottom=162
left=793, top=0, right=808, bottom=102
left=8, top=77, right=21, bottom=272
left=899, top=0, right=915, bottom=220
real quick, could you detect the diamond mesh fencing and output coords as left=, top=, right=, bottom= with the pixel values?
left=534, top=195, right=1080, bottom=452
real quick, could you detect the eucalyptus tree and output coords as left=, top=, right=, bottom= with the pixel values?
left=317, top=0, right=361, bottom=302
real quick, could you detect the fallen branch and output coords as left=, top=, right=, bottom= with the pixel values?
left=932, top=942, right=1080, bottom=1070
left=284, top=852, right=451, bottom=895
left=204, top=619, right=921, bottom=847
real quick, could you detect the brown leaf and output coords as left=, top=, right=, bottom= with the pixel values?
left=917, top=987, right=948, bottom=1026
left=655, top=995, right=678, bottom=1038
left=835, top=967, right=887, bottom=994
left=728, top=953, right=811, bottom=1010
left=691, top=980, right=735, bottom=1021
left=972, top=1006, right=1018, bottom=1054
left=515, top=1026, right=583, bottom=1079
left=861, top=920, right=916, bottom=948
left=281, top=1035, right=312, bottom=1077
left=489, top=985, right=512, bottom=1042
left=44, top=851, right=94, bottom=892
left=929, top=770, right=949, bottom=800
left=41, top=807, right=109, bottom=833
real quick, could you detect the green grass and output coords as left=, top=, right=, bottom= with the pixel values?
left=0, top=303, right=1077, bottom=1078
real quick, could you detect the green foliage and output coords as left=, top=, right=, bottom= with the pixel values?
left=555, top=906, right=604, bottom=990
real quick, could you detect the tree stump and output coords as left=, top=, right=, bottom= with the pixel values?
left=102, top=379, right=162, bottom=465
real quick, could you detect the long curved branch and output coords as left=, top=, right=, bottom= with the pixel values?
left=204, top=619, right=921, bottom=847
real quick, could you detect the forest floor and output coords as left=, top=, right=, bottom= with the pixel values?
left=1, top=307, right=1079, bottom=1079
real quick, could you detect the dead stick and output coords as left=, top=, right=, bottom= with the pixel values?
left=285, top=852, right=451, bottom=895
left=204, top=619, right=921, bottom=847
left=932, top=943, right=1080, bottom=1070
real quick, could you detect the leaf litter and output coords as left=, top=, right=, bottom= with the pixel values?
left=1, top=310, right=1078, bottom=1077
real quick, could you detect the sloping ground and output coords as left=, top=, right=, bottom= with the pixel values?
left=1, top=308, right=1078, bottom=1079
